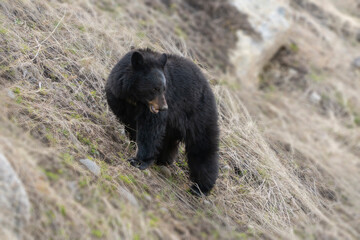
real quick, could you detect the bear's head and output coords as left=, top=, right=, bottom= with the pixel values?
left=130, top=51, right=168, bottom=114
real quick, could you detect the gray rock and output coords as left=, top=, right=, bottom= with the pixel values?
left=158, top=166, right=171, bottom=178
left=118, top=186, right=138, bottom=207
left=0, top=153, right=31, bottom=240
left=160, top=207, right=169, bottom=214
left=7, top=89, right=16, bottom=99
left=204, top=200, right=211, bottom=206
left=67, top=181, right=82, bottom=201
left=79, top=158, right=101, bottom=176
left=221, top=164, right=232, bottom=172
left=353, top=57, right=360, bottom=69
left=144, top=194, right=152, bottom=201
left=309, top=91, right=322, bottom=104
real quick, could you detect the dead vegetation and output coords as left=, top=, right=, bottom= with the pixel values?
left=0, top=0, right=359, bottom=239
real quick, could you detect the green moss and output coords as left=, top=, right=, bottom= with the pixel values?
left=354, top=114, right=360, bottom=127
left=38, top=88, right=48, bottom=95
left=289, top=42, right=299, bottom=53
left=15, top=18, right=23, bottom=25
left=0, top=27, right=7, bottom=35
left=42, top=169, right=60, bottom=181
left=77, top=133, right=91, bottom=145
left=99, top=180, right=116, bottom=195
left=118, top=174, right=136, bottom=185
left=46, top=210, right=56, bottom=222
left=90, top=90, right=97, bottom=97
left=21, top=44, right=29, bottom=53
left=59, top=205, right=66, bottom=216
left=309, top=71, right=325, bottom=83
left=174, top=26, right=187, bottom=39
left=133, top=234, right=141, bottom=240
left=13, top=87, right=20, bottom=94
left=61, top=153, right=74, bottom=165
left=71, top=113, right=81, bottom=119
left=67, top=47, right=77, bottom=55
left=78, top=176, right=89, bottom=188
left=91, top=229, right=104, bottom=238
left=138, top=20, right=147, bottom=27
left=103, top=174, right=112, bottom=181
left=234, top=232, right=249, bottom=239
left=77, top=25, right=86, bottom=32
left=136, top=31, right=146, bottom=39
left=61, top=129, right=70, bottom=137
left=45, top=131, right=57, bottom=145
left=75, top=92, right=85, bottom=101
left=257, top=168, right=268, bottom=179
left=148, top=213, right=159, bottom=227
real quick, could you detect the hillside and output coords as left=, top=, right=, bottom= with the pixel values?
left=0, top=0, right=359, bottom=239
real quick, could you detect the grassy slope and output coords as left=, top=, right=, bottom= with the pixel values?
left=0, top=0, right=359, bottom=239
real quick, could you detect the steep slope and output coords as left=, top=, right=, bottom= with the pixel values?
left=0, top=0, right=359, bottom=239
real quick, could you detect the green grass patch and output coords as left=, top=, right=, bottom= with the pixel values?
left=58, top=205, right=66, bottom=216
left=13, top=87, right=20, bottom=94
left=61, top=152, right=74, bottom=165
left=42, top=169, right=61, bottom=181
left=354, top=114, right=360, bottom=127
left=0, top=27, right=8, bottom=35
left=118, top=174, right=136, bottom=185
left=91, top=229, right=104, bottom=238
left=289, top=42, right=299, bottom=53
left=78, top=176, right=90, bottom=188
left=174, top=26, right=187, bottom=39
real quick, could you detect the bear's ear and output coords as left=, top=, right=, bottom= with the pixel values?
left=131, top=51, right=144, bottom=69
left=159, top=53, right=167, bottom=68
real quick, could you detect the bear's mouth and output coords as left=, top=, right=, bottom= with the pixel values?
left=148, top=94, right=168, bottom=114
left=149, top=105, right=159, bottom=114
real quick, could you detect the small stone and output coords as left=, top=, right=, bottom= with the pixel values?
left=144, top=194, right=152, bottom=201
left=67, top=181, right=77, bottom=192
left=309, top=91, right=321, bottom=104
left=79, top=159, right=101, bottom=176
left=204, top=200, right=211, bottom=206
left=352, top=57, right=360, bottom=69
left=160, top=207, right=169, bottom=214
left=143, top=169, right=151, bottom=177
left=221, top=164, right=231, bottom=172
left=118, top=186, right=138, bottom=207
left=120, top=128, right=126, bottom=136
left=158, top=165, right=171, bottom=178
left=7, top=89, right=16, bottom=99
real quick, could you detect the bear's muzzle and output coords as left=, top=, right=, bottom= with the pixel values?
left=148, top=94, right=168, bottom=114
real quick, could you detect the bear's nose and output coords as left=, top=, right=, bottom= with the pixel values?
left=160, top=104, right=168, bottom=111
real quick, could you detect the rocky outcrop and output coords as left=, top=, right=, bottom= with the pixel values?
left=230, top=0, right=292, bottom=87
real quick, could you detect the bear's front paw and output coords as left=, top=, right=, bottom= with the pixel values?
left=189, top=184, right=209, bottom=197
left=127, top=157, right=153, bottom=170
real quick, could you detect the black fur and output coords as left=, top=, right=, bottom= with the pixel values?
left=105, top=49, right=219, bottom=195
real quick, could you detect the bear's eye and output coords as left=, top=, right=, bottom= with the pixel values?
left=153, top=87, right=160, bottom=92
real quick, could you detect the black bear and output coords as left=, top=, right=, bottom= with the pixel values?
left=105, top=48, right=219, bottom=195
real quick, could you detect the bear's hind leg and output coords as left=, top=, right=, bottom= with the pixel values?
left=186, top=142, right=219, bottom=196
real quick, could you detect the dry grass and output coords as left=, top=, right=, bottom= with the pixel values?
left=0, top=0, right=359, bottom=239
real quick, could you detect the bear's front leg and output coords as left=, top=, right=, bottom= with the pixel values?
left=128, top=111, right=167, bottom=170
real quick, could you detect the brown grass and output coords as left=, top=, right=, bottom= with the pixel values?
left=0, top=0, right=359, bottom=239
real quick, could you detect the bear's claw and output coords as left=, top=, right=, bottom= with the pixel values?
left=128, top=158, right=152, bottom=170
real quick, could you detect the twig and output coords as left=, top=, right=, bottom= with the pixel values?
left=32, top=13, right=66, bottom=61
